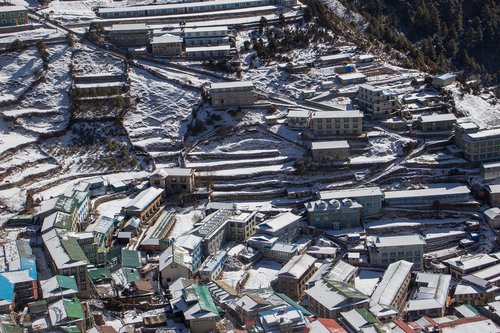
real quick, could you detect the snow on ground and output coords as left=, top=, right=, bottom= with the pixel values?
left=168, top=209, right=204, bottom=238
left=0, top=47, right=42, bottom=103
left=0, top=162, right=59, bottom=187
left=448, top=85, right=500, bottom=128
left=244, top=259, right=282, bottom=289
left=355, top=269, right=383, bottom=296
left=221, top=270, right=246, bottom=289
left=124, top=67, right=199, bottom=152
left=73, top=49, right=125, bottom=75
left=0, top=27, right=64, bottom=45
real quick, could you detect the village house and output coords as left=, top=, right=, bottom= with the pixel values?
left=185, top=45, right=231, bottom=58
left=231, top=294, right=274, bottom=324
left=257, top=305, right=309, bottom=332
left=305, top=199, right=361, bottom=230
left=310, top=140, right=350, bottom=162
left=486, top=184, right=500, bottom=207
left=277, top=253, right=317, bottom=300
left=417, top=114, right=457, bottom=132
left=311, top=111, right=363, bottom=137
left=485, top=207, right=500, bottom=229
left=194, top=209, right=233, bottom=255
left=48, top=297, right=86, bottom=332
left=339, top=308, right=379, bottom=333
left=209, top=81, right=256, bottom=108
left=198, top=250, right=227, bottom=282
left=432, top=73, right=456, bottom=87
left=176, top=26, right=229, bottom=47
left=306, top=279, right=369, bottom=319
left=383, top=185, right=471, bottom=207
left=150, top=167, right=196, bottom=194
left=367, top=234, right=426, bottom=270
left=338, top=72, right=367, bottom=85
left=85, top=216, right=116, bottom=247
left=369, top=260, right=413, bottom=322
left=481, top=162, right=500, bottom=182
left=455, top=122, right=500, bottom=162
left=0, top=270, right=38, bottom=312
left=105, top=23, right=151, bottom=47
left=151, top=34, right=183, bottom=56
left=40, top=275, right=79, bottom=303
left=183, top=284, right=220, bottom=333
left=405, top=272, right=451, bottom=320
left=139, top=211, right=176, bottom=251
left=317, top=53, right=352, bottom=65
left=318, top=187, right=383, bottom=217
left=454, top=275, right=498, bottom=306
left=287, top=109, right=312, bottom=130
left=357, top=84, right=399, bottom=119
left=251, top=212, right=302, bottom=246
left=226, top=210, right=258, bottom=241
left=444, top=254, right=498, bottom=279
left=124, top=187, right=164, bottom=221
left=0, top=6, right=28, bottom=26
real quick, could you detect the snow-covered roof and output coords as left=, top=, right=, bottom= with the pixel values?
left=319, top=187, right=382, bottom=200
left=466, top=128, right=500, bottom=140
left=418, top=114, right=457, bottom=123
left=108, top=23, right=149, bottom=31
left=210, top=80, right=254, bottom=91
left=175, top=234, right=202, bottom=251
left=482, top=161, right=500, bottom=169
left=0, top=269, right=34, bottom=284
left=312, top=110, right=363, bottom=119
left=434, top=73, right=456, bottom=81
left=486, top=184, right=500, bottom=194
left=0, top=6, right=26, bottom=12
left=151, top=33, right=183, bottom=44
left=406, top=272, right=451, bottom=312
left=319, top=53, right=351, bottom=62
left=278, top=253, right=316, bottom=279
left=368, top=234, right=426, bottom=248
left=384, top=185, right=470, bottom=200
left=255, top=212, right=301, bottom=235
left=338, top=72, right=366, bottom=80
left=325, top=260, right=357, bottom=283
left=305, top=199, right=361, bottom=212
left=484, top=207, right=500, bottom=221
left=440, top=318, right=499, bottom=333
left=311, top=140, right=349, bottom=150
left=186, top=45, right=231, bottom=52
left=370, top=260, right=413, bottom=308
left=305, top=279, right=367, bottom=310
left=125, top=187, right=164, bottom=212
left=199, top=250, right=227, bottom=273
left=287, top=109, right=310, bottom=118
left=444, top=254, right=498, bottom=271
left=86, top=216, right=115, bottom=235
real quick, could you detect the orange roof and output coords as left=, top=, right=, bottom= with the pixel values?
left=393, top=320, right=416, bottom=333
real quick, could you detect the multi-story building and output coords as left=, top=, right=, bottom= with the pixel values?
left=175, top=234, right=204, bottom=271
left=151, top=34, right=183, bottom=56
left=183, top=284, right=220, bottom=333
left=209, top=81, right=256, bottom=108
left=85, top=216, right=116, bottom=247
left=178, top=26, right=229, bottom=47
left=305, top=199, right=361, bottom=229
left=318, top=187, right=383, bottom=218
left=454, top=275, right=498, bottom=306
left=311, top=111, right=363, bottom=137
left=287, top=109, right=311, bottom=130
left=367, top=234, right=426, bottom=270
left=257, top=305, right=309, bottom=332
left=405, top=272, right=451, bottom=320
left=0, top=6, right=28, bottom=26
left=277, top=253, right=317, bottom=300
left=455, top=122, right=500, bottom=162
left=66, top=231, right=104, bottom=267
left=64, top=182, right=91, bottom=228
left=194, top=209, right=233, bottom=255
left=0, top=270, right=38, bottom=312
left=124, top=187, right=164, bottom=221
left=481, top=162, right=500, bottom=182
left=384, top=185, right=471, bottom=207
left=338, top=72, right=367, bottom=85
left=486, top=184, right=500, bottom=207
left=48, top=297, right=86, bottom=332
left=198, top=250, right=227, bottom=282
left=159, top=245, right=191, bottom=286
left=432, top=73, right=456, bottom=87
left=357, top=84, right=399, bottom=118
left=106, top=23, right=151, bottom=47
left=41, top=275, right=79, bottom=303
left=139, top=211, right=176, bottom=251
left=444, top=254, right=498, bottom=280
left=185, top=45, right=231, bottom=58
left=150, top=167, right=196, bottom=194
left=306, top=280, right=369, bottom=319
left=37, top=196, right=79, bottom=231
left=369, top=260, right=413, bottom=321
left=311, top=140, right=350, bottom=162
left=42, top=230, right=90, bottom=297
left=226, top=210, right=258, bottom=241
left=417, top=114, right=457, bottom=132
left=252, top=212, right=301, bottom=244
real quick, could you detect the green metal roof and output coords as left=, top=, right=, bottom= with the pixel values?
left=1, top=323, right=22, bottom=333
left=61, top=237, right=89, bottom=263
left=6, top=215, right=33, bottom=226
left=192, top=285, right=219, bottom=315
left=326, top=280, right=368, bottom=300
left=54, top=212, right=74, bottom=230
left=356, top=308, right=376, bottom=324
left=121, top=249, right=142, bottom=268
left=56, top=275, right=78, bottom=291
left=150, top=212, right=175, bottom=239
left=123, top=267, right=141, bottom=283
left=275, top=292, right=314, bottom=316
left=63, top=298, right=85, bottom=319
left=55, top=196, right=78, bottom=214
left=463, top=303, right=480, bottom=315
left=87, top=268, right=112, bottom=284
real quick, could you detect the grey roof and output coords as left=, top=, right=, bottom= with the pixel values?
left=125, top=187, right=163, bottom=211
left=418, top=114, right=457, bottom=123
left=384, top=185, right=470, bottom=200
left=406, top=272, right=451, bottom=312
left=370, top=260, right=412, bottom=308
left=318, top=187, right=382, bottom=200
left=312, top=110, right=363, bottom=119
left=278, top=253, right=316, bottom=279
left=210, top=80, right=254, bottom=90
left=444, top=254, right=498, bottom=271
left=368, top=234, right=426, bottom=248
left=311, top=140, right=350, bottom=150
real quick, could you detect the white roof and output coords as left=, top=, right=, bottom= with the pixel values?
left=467, top=128, right=500, bottom=140
left=441, top=318, right=499, bottom=333
left=278, top=253, right=316, bottom=278
left=108, top=23, right=149, bottom=31
left=370, top=260, right=412, bottom=308
left=487, top=184, right=500, bottom=193
left=319, top=187, right=382, bottom=200
left=0, top=269, right=34, bottom=284
left=186, top=45, right=231, bottom=52
left=311, top=140, right=349, bottom=150
left=125, top=187, right=164, bottom=211
left=338, top=72, right=366, bottom=80
left=151, top=33, right=183, bottom=44
left=99, top=0, right=266, bottom=13
left=0, top=6, right=26, bottom=12
left=482, top=161, right=500, bottom=169
left=210, top=80, right=254, bottom=90
left=312, top=110, right=363, bottom=119
left=368, top=234, right=426, bottom=248
left=287, top=109, right=311, bottom=118
left=445, top=254, right=498, bottom=271
left=175, top=234, right=202, bottom=251
left=384, top=185, right=470, bottom=199
left=319, top=53, right=351, bottom=61
left=485, top=207, right=500, bottom=221
left=406, top=272, right=451, bottom=311
left=255, top=212, right=301, bottom=234
left=418, top=114, right=457, bottom=123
